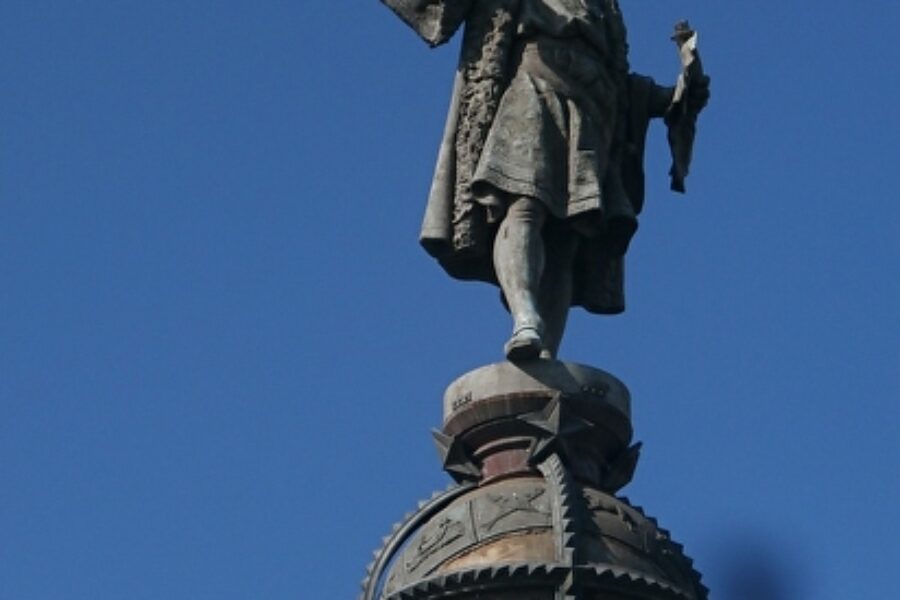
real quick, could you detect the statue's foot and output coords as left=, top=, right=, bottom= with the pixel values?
left=504, top=327, right=544, bottom=361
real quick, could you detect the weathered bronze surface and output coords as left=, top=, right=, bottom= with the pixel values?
left=363, top=3, right=712, bottom=598
left=435, top=361, right=637, bottom=490
left=361, top=361, right=707, bottom=599
left=363, top=455, right=706, bottom=600
left=383, top=0, right=709, bottom=360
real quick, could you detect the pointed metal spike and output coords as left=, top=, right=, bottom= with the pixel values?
left=432, top=429, right=452, bottom=461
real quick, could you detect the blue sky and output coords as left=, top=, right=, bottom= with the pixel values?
left=1, top=2, right=898, bottom=599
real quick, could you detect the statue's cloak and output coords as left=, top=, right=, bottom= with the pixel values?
left=384, top=0, right=680, bottom=314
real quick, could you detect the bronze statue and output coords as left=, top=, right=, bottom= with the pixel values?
left=384, top=0, right=709, bottom=360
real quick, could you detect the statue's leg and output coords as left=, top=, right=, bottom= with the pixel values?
left=539, top=233, right=579, bottom=359
left=494, top=196, right=547, bottom=360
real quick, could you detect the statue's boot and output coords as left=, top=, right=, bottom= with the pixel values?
left=504, top=324, right=544, bottom=361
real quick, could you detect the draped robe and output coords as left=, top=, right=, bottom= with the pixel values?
left=384, top=0, right=691, bottom=314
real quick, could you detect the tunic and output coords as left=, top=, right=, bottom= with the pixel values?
left=473, top=0, right=631, bottom=234
left=382, top=0, right=693, bottom=314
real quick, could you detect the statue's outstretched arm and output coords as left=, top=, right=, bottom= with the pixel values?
left=381, top=0, right=475, bottom=47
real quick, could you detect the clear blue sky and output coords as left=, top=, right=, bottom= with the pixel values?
left=1, top=2, right=898, bottom=599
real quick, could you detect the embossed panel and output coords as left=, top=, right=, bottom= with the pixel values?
left=398, top=501, right=476, bottom=581
left=472, top=481, right=553, bottom=539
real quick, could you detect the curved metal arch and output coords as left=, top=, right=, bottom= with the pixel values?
left=360, top=483, right=476, bottom=600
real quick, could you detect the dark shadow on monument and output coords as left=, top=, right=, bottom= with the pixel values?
left=712, top=533, right=809, bottom=600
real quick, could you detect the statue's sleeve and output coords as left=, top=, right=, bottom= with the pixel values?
left=647, top=84, right=675, bottom=119
left=381, top=0, right=474, bottom=47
